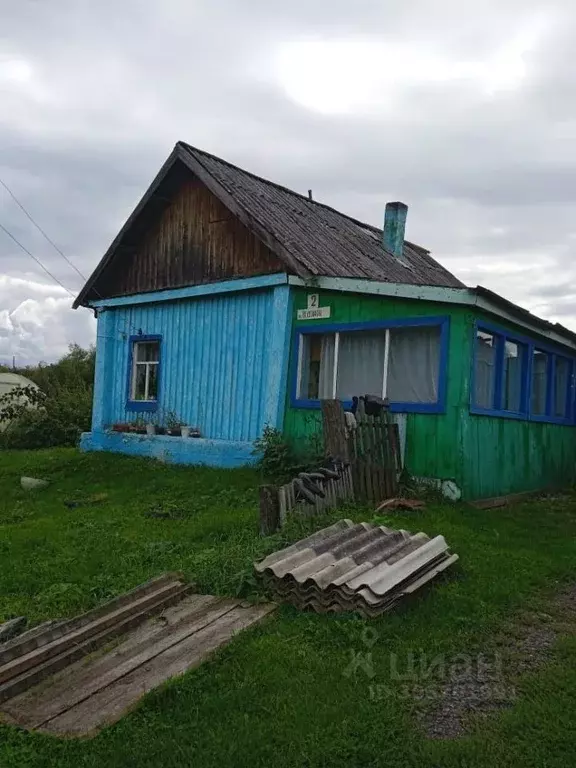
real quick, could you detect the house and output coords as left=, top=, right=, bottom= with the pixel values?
left=0, top=373, right=40, bottom=431
left=75, top=142, right=576, bottom=500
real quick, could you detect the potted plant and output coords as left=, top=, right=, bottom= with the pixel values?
left=146, top=420, right=156, bottom=436
left=165, top=411, right=182, bottom=437
left=133, top=417, right=147, bottom=435
left=191, top=427, right=202, bottom=438
left=111, top=423, right=130, bottom=433
left=180, top=425, right=191, bottom=438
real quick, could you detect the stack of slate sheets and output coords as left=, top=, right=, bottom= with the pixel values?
left=255, top=519, right=458, bottom=618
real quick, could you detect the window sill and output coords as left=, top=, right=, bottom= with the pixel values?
left=470, top=406, right=573, bottom=425
left=126, top=400, right=159, bottom=413
left=291, top=397, right=445, bottom=415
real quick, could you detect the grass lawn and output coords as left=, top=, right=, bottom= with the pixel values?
left=1, top=448, right=576, bottom=767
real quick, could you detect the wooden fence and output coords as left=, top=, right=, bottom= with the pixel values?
left=322, top=399, right=401, bottom=503
left=259, top=466, right=354, bottom=536
left=259, top=399, right=402, bottom=534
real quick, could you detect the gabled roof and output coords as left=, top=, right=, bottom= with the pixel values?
left=74, top=142, right=463, bottom=308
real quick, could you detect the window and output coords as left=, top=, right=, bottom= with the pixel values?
left=471, top=322, right=574, bottom=423
left=295, top=319, right=446, bottom=412
left=554, top=356, right=570, bottom=417
left=129, top=338, right=160, bottom=404
left=503, top=340, right=524, bottom=412
left=530, top=349, right=548, bottom=416
left=474, top=330, right=497, bottom=409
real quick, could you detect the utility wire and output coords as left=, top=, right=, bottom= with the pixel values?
left=0, top=176, right=87, bottom=281
left=0, top=220, right=74, bottom=297
left=0, top=177, right=146, bottom=342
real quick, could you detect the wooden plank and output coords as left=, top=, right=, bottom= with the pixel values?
left=0, top=584, right=191, bottom=704
left=259, top=485, right=280, bottom=536
left=278, top=487, right=287, bottom=525
left=0, top=573, right=184, bottom=667
left=0, top=581, right=189, bottom=688
left=1, top=595, right=221, bottom=728
left=469, top=490, right=539, bottom=509
left=321, top=400, right=349, bottom=462
left=41, top=603, right=276, bottom=737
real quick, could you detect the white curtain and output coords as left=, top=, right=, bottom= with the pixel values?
left=387, top=326, right=440, bottom=403
left=503, top=342, right=522, bottom=411
left=474, top=336, right=496, bottom=408
left=335, top=331, right=386, bottom=400
left=554, top=357, right=568, bottom=417
left=318, top=335, right=336, bottom=398
left=531, top=351, right=548, bottom=415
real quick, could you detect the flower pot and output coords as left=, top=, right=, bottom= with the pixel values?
left=146, top=424, right=156, bottom=436
left=191, top=428, right=201, bottom=438
left=156, top=426, right=166, bottom=435
left=167, top=428, right=180, bottom=437
left=180, top=426, right=191, bottom=438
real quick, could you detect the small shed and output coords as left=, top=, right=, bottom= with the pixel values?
left=73, top=142, right=576, bottom=501
left=0, top=373, right=39, bottom=431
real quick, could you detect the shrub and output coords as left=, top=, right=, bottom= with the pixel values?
left=0, top=344, right=95, bottom=449
left=253, top=425, right=325, bottom=484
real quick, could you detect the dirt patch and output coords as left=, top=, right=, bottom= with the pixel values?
left=420, top=584, right=576, bottom=739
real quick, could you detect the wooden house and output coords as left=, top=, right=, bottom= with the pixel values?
left=75, top=142, right=576, bottom=500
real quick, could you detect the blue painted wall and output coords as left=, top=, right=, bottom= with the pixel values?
left=93, top=284, right=291, bottom=441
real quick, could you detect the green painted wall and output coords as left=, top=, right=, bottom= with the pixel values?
left=460, top=308, right=576, bottom=499
left=283, top=288, right=576, bottom=500
left=283, top=288, right=471, bottom=484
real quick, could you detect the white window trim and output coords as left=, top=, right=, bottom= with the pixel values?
left=331, top=332, right=340, bottom=398
left=381, top=328, right=390, bottom=398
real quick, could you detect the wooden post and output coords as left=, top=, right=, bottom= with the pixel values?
left=259, top=485, right=280, bottom=536
left=321, top=400, right=349, bottom=463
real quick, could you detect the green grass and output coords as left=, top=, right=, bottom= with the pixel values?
left=1, top=448, right=576, bottom=767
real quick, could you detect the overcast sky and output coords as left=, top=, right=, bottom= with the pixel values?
left=1, top=0, right=576, bottom=364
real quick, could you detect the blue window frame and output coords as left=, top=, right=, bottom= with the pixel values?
left=470, top=321, right=575, bottom=424
left=291, top=316, right=450, bottom=414
left=126, top=334, right=162, bottom=412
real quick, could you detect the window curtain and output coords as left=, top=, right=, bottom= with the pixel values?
left=503, top=343, right=523, bottom=412
left=387, top=326, right=440, bottom=403
left=554, top=357, right=569, bottom=417
left=318, top=334, right=336, bottom=398
left=474, top=336, right=496, bottom=408
left=531, top=351, right=548, bottom=415
left=335, top=331, right=386, bottom=400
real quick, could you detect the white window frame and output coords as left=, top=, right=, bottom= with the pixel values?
left=130, top=341, right=160, bottom=402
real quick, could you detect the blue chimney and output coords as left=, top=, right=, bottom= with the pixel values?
left=383, top=202, right=408, bottom=259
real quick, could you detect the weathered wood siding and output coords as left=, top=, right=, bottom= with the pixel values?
left=102, top=176, right=283, bottom=298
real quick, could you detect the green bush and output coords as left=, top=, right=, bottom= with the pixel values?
left=0, top=344, right=94, bottom=449
left=253, top=425, right=325, bottom=484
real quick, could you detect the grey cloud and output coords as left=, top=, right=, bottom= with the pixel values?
left=1, top=0, right=576, bottom=362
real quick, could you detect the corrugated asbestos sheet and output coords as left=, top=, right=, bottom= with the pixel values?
left=104, top=289, right=275, bottom=440
left=255, top=519, right=458, bottom=618
left=181, top=143, right=464, bottom=288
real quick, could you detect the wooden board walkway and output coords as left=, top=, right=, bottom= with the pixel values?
left=0, top=589, right=274, bottom=737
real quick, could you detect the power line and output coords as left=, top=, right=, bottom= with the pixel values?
left=0, top=220, right=74, bottom=297
left=0, top=177, right=147, bottom=341
left=0, top=176, right=87, bottom=282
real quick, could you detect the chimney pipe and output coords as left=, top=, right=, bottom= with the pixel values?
left=383, top=202, right=408, bottom=259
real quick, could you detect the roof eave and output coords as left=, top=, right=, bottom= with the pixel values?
left=288, top=276, right=576, bottom=350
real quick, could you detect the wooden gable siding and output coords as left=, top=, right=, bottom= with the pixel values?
left=100, top=177, right=284, bottom=298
